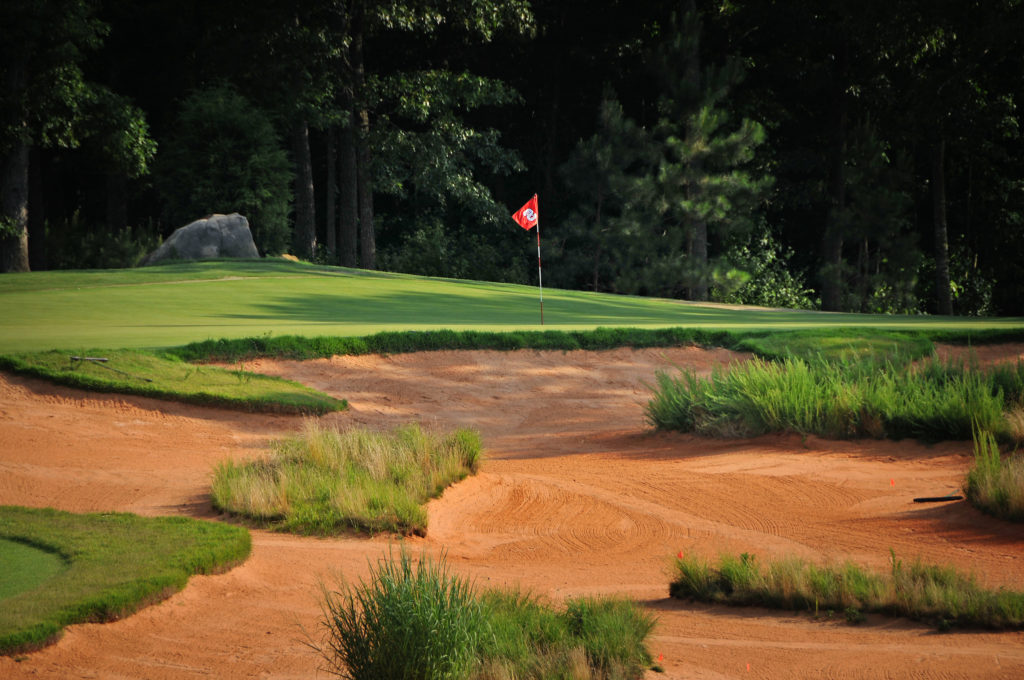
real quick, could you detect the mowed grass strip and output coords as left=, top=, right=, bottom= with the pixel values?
left=212, top=422, right=482, bottom=536
left=645, top=355, right=1024, bottom=441
left=670, top=550, right=1024, bottom=630
left=0, top=349, right=346, bottom=414
left=967, top=429, right=1024, bottom=522
left=315, top=551, right=656, bottom=680
left=0, top=506, right=251, bottom=655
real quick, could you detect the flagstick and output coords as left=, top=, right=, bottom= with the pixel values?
left=536, top=219, right=544, bottom=325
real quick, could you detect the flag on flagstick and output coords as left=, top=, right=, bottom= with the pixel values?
left=512, top=194, right=543, bottom=325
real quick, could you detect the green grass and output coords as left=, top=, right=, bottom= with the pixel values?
left=0, top=506, right=251, bottom=655
left=645, top=355, right=1023, bottom=441
left=966, top=429, right=1024, bottom=521
left=2, top=259, right=1022, bottom=353
left=0, top=538, right=66, bottom=601
left=315, top=551, right=655, bottom=680
left=669, top=550, right=1024, bottom=630
left=0, top=349, right=346, bottom=415
left=212, top=422, right=482, bottom=536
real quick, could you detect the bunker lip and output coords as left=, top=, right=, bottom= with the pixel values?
left=1, top=344, right=1023, bottom=678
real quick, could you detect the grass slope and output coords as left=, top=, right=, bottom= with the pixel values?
left=2, top=259, right=1022, bottom=353
left=0, top=506, right=251, bottom=655
left=0, top=349, right=346, bottom=414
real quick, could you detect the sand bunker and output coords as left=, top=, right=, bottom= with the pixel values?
left=1, top=345, right=1022, bottom=678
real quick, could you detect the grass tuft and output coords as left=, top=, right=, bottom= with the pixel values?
left=669, top=550, right=1024, bottom=630
left=212, top=422, right=482, bottom=536
left=966, top=429, right=1024, bottom=521
left=314, top=550, right=655, bottom=680
left=646, top=355, right=1021, bottom=442
left=0, top=506, right=251, bottom=655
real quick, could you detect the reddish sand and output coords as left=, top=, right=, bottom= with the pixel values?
left=1, top=345, right=1023, bottom=679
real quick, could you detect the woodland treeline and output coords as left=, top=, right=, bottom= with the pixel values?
left=2, top=0, right=1022, bottom=314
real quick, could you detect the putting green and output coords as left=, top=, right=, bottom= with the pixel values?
left=1, top=259, right=1022, bottom=352
left=0, top=538, right=66, bottom=601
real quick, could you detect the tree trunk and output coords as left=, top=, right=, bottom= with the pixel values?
left=820, top=42, right=848, bottom=312
left=325, top=126, right=337, bottom=261
left=932, top=139, right=953, bottom=315
left=1, top=142, right=31, bottom=272
left=291, top=118, right=316, bottom=260
left=682, top=0, right=708, bottom=301
left=28, top=147, right=46, bottom=270
left=339, top=116, right=359, bottom=267
left=352, top=7, right=375, bottom=270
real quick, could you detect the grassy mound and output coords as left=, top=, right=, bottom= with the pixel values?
left=0, top=349, right=346, bottom=415
left=0, top=506, right=251, bottom=655
left=670, top=550, right=1024, bottom=630
left=212, top=422, right=482, bottom=536
left=315, top=551, right=656, bottom=680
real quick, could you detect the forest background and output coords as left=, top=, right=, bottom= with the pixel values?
left=2, top=0, right=1021, bottom=316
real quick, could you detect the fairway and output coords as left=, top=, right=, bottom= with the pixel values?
left=2, top=260, right=1022, bottom=352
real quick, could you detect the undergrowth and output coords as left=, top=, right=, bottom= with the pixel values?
left=669, top=550, right=1024, bottom=630
left=314, top=551, right=655, bottom=680
left=212, top=422, right=482, bottom=535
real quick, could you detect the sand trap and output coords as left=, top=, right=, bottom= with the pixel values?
left=1, top=344, right=1022, bottom=678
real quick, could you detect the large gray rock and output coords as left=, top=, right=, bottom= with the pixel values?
left=143, top=213, right=259, bottom=265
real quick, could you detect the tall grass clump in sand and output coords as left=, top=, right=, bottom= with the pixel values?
left=314, top=551, right=655, bottom=680
left=670, top=551, right=1024, bottom=630
left=212, top=422, right=481, bottom=535
left=966, top=429, right=1024, bottom=522
left=646, top=356, right=1016, bottom=441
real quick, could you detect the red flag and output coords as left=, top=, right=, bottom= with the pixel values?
left=512, top=194, right=539, bottom=230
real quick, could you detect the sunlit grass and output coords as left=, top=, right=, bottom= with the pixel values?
left=966, top=429, right=1024, bottom=522
left=670, top=550, right=1024, bottom=630
left=212, top=422, right=482, bottom=535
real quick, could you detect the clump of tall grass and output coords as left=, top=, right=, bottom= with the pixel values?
left=212, top=422, right=482, bottom=535
left=669, top=550, right=1024, bottom=630
left=966, top=429, right=1024, bottom=522
left=646, top=356, right=1020, bottom=441
left=314, top=551, right=655, bottom=680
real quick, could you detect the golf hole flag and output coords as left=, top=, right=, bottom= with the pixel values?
left=512, top=194, right=539, bottom=230
left=511, top=194, right=544, bottom=324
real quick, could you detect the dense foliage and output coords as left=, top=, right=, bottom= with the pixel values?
left=2, top=0, right=1022, bottom=315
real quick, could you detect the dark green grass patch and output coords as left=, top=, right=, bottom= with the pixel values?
left=645, top=355, right=1020, bottom=441
left=0, top=506, right=251, bottom=655
left=0, top=349, right=346, bottom=415
left=670, top=550, right=1024, bottom=631
left=315, top=551, right=655, bottom=680
left=212, top=422, right=482, bottom=536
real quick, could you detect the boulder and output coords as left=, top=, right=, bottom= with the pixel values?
left=142, top=213, right=259, bottom=265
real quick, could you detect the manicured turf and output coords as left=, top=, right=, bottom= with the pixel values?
left=0, top=538, right=66, bottom=601
left=2, top=259, right=1022, bottom=352
left=0, top=506, right=251, bottom=655
left=0, top=349, right=346, bottom=414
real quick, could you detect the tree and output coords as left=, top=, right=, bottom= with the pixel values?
left=156, top=85, right=292, bottom=254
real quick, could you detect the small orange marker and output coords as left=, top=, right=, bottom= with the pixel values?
left=677, top=551, right=684, bottom=559
left=658, top=653, right=664, bottom=662
left=890, top=478, right=895, bottom=487
left=747, top=662, right=751, bottom=672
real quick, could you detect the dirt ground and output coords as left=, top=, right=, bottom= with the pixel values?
left=1, top=344, right=1022, bottom=679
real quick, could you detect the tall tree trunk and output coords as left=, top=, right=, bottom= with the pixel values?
left=683, top=0, right=708, bottom=301
left=28, top=146, right=46, bottom=270
left=932, top=139, right=953, bottom=315
left=820, top=41, right=848, bottom=312
left=352, top=6, right=375, bottom=270
left=291, top=118, right=316, bottom=259
left=1, top=142, right=30, bottom=272
left=339, top=116, right=359, bottom=267
left=325, top=126, right=337, bottom=261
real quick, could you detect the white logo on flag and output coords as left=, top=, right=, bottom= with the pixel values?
left=523, top=209, right=537, bottom=222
